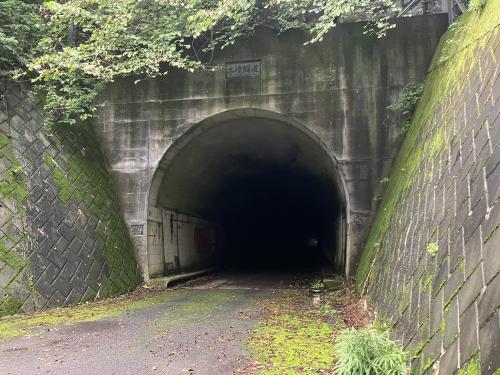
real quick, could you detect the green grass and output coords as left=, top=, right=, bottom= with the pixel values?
left=333, top=328, right=407, bottom=375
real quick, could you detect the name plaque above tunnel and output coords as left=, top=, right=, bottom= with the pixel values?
left=225, top=60, right=261, bottom=79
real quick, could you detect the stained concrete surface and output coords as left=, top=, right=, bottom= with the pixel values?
left=0, top=272, right=315, bottom=375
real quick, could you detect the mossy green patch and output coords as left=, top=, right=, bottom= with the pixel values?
left=356, top=0, right=500, bottom=292
left=248, top=291, right=337, bottom=375
left=421, top=272, right=435, bottom=293
left=457, top=354, right=480, bottom=374
left=0, top=132, right=29, bottom=205
left=427, top=243, right=439, bottom=257
left=412, top=340, right=427, bottom=358
left=0, top=288, right=185, bottom=341
left=420, top=357, right=437, bottom=374
left=250, top=314, right=334, bottom=375
left=440, top=317, right=446, bottom=335
left=398, top=284, right=411, bottom=310
left=0, top=294, right=24, bottom=318
left=156, top=289, right=238, bottom=326
left=444, top=284, right=463, bottom=310
left=372, top=317, right=393, bottom=333
left=0, top=129, right=32, bottom=316
left=0, top=132, right=29, bottom=272
left=483, top=222, right=500, bottom=244
left=44, top=154, right=75, bottom=203
left=0, top=240, right=25, bottom=270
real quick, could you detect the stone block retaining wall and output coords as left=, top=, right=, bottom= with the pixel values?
left=359, top=2, right=500, bottom=373
left=0, top=80, right=140, bottom=315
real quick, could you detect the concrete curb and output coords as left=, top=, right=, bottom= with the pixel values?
left=147, top=269, right=215, bottom=288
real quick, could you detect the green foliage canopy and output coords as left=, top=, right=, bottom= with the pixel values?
left=0, top=0, right=41, bottom=74
left=2, top=0, right=401, bottom=128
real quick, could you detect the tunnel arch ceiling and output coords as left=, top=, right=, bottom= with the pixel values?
left=147, top=110, right=349, bottom=278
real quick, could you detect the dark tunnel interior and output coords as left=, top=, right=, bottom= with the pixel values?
left=151, top=116, right=345, bottom=276
left=213, top=167, right=340, bottom=271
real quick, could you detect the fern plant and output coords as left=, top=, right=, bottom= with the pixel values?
left=334, top=328, right=407, bottom=375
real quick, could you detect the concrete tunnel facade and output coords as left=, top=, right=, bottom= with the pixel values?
left=147, top=110, right=349, bottom=276
left=93, top=15, right=449, bottom=281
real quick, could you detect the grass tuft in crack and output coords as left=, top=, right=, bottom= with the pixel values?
left=333, top=328, right=406, bottom=375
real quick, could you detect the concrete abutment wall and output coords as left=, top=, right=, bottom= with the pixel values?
left=95, top=15, right=448, bottom=280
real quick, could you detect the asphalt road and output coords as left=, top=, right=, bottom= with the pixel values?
left=0, top=271, right=313, bottom=375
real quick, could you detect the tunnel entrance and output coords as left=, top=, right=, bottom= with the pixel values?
left=147, top=110, right=347, bottom=278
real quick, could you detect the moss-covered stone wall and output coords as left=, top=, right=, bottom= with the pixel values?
left=0, top=85, right=32, bottom=316
left=357, top=1, right=500, bottom=373
left=0, top=80, right=141, bottom=315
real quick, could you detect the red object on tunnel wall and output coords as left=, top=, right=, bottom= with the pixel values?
left=194, top=226, right=209, bottom=253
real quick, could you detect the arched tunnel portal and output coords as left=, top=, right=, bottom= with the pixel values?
left=147, top=110, right=349, bottom=278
